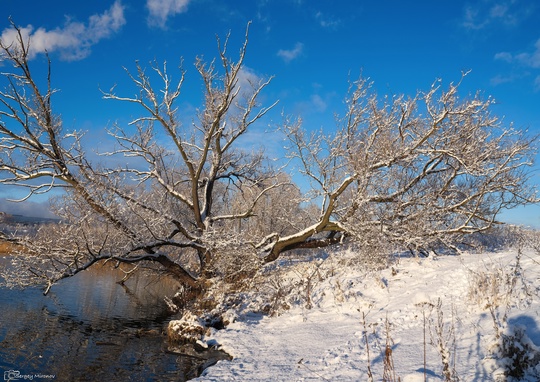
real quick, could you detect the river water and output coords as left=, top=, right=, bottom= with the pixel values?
left=0, top=258, right=226, bottom=381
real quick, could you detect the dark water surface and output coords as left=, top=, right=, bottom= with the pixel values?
left=0, top=259, right=221, bottom=381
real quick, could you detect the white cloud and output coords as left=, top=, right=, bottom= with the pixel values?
left=519, top=38, right=540, bottom=68
left=462, top=6, right=484, bottom=30
left=146, top=0, right=190, bottom=28
left=490, top=3, right=509, bottom=18
left=495, top=38, right=540, bottom=68
left=494, top=51, right=513, bottom=62
left=236, top=66, right=263, bottom=95
left=534, top=75, right=540, bottom=91
left=277, top=42, right=304, bottom=63
left=88, top=1, right=126, bottom=41
left=461, top=0, right=529, bottom=30
left=490, top=73, right=518, bottom=86
left=227, top=66, right=268, bottom=107
left=310, top=94, right=327, bottom=113
left=493, top=38, right=540, bottom=89
left=293, top=90, right=334, bottom=116
left=0, top=1, right=125, bottom=61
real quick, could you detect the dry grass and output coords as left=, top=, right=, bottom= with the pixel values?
left=0, top=240, right=21, bottom=255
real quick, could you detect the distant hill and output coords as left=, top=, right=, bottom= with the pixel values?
left=0, top=211, right=60, bottom=225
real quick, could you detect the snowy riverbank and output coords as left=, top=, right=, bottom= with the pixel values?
left=193, top=249, right=540, bottom=381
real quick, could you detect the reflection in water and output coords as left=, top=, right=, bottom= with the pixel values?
left=0, top=259, right=225, bottom=381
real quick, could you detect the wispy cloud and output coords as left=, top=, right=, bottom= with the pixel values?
left=293, top=90, right=335, bottom=117
left=0, top=1, right=125, bottom=61
left=535, top=76, right=540, bottom=91
left=490, top=73, right=521, bottom=86
left=146, top=0, right=190, bottom=28
left=236, top=66, right=263, bottom=95
left=277, top=42, right=304, bottom=63
left=494, top=51, right=513, bottom=62
left=493, top=38, right=540, bottom=90
left=314, top=11, right=340, bottom=29
left=495, top=38, right=540, bottom=68
left=309, top=94, right=327, bottom=113
left=461, top=0, right=531, bottom=30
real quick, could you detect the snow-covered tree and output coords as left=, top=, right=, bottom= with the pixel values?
left=261, top=77, right=537, bottom=261
left=0, top=21, right=536, bottom=295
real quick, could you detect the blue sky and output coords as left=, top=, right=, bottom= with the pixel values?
left=1, top=0, right=540, bottom=225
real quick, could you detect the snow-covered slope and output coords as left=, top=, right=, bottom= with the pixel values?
left=193, top=249, right=540, bottom=381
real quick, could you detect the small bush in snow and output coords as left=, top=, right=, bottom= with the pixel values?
left=492, top=325, right=540, bottom=381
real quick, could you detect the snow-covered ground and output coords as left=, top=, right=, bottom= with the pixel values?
left=193, top=248, right=540, bottom=381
